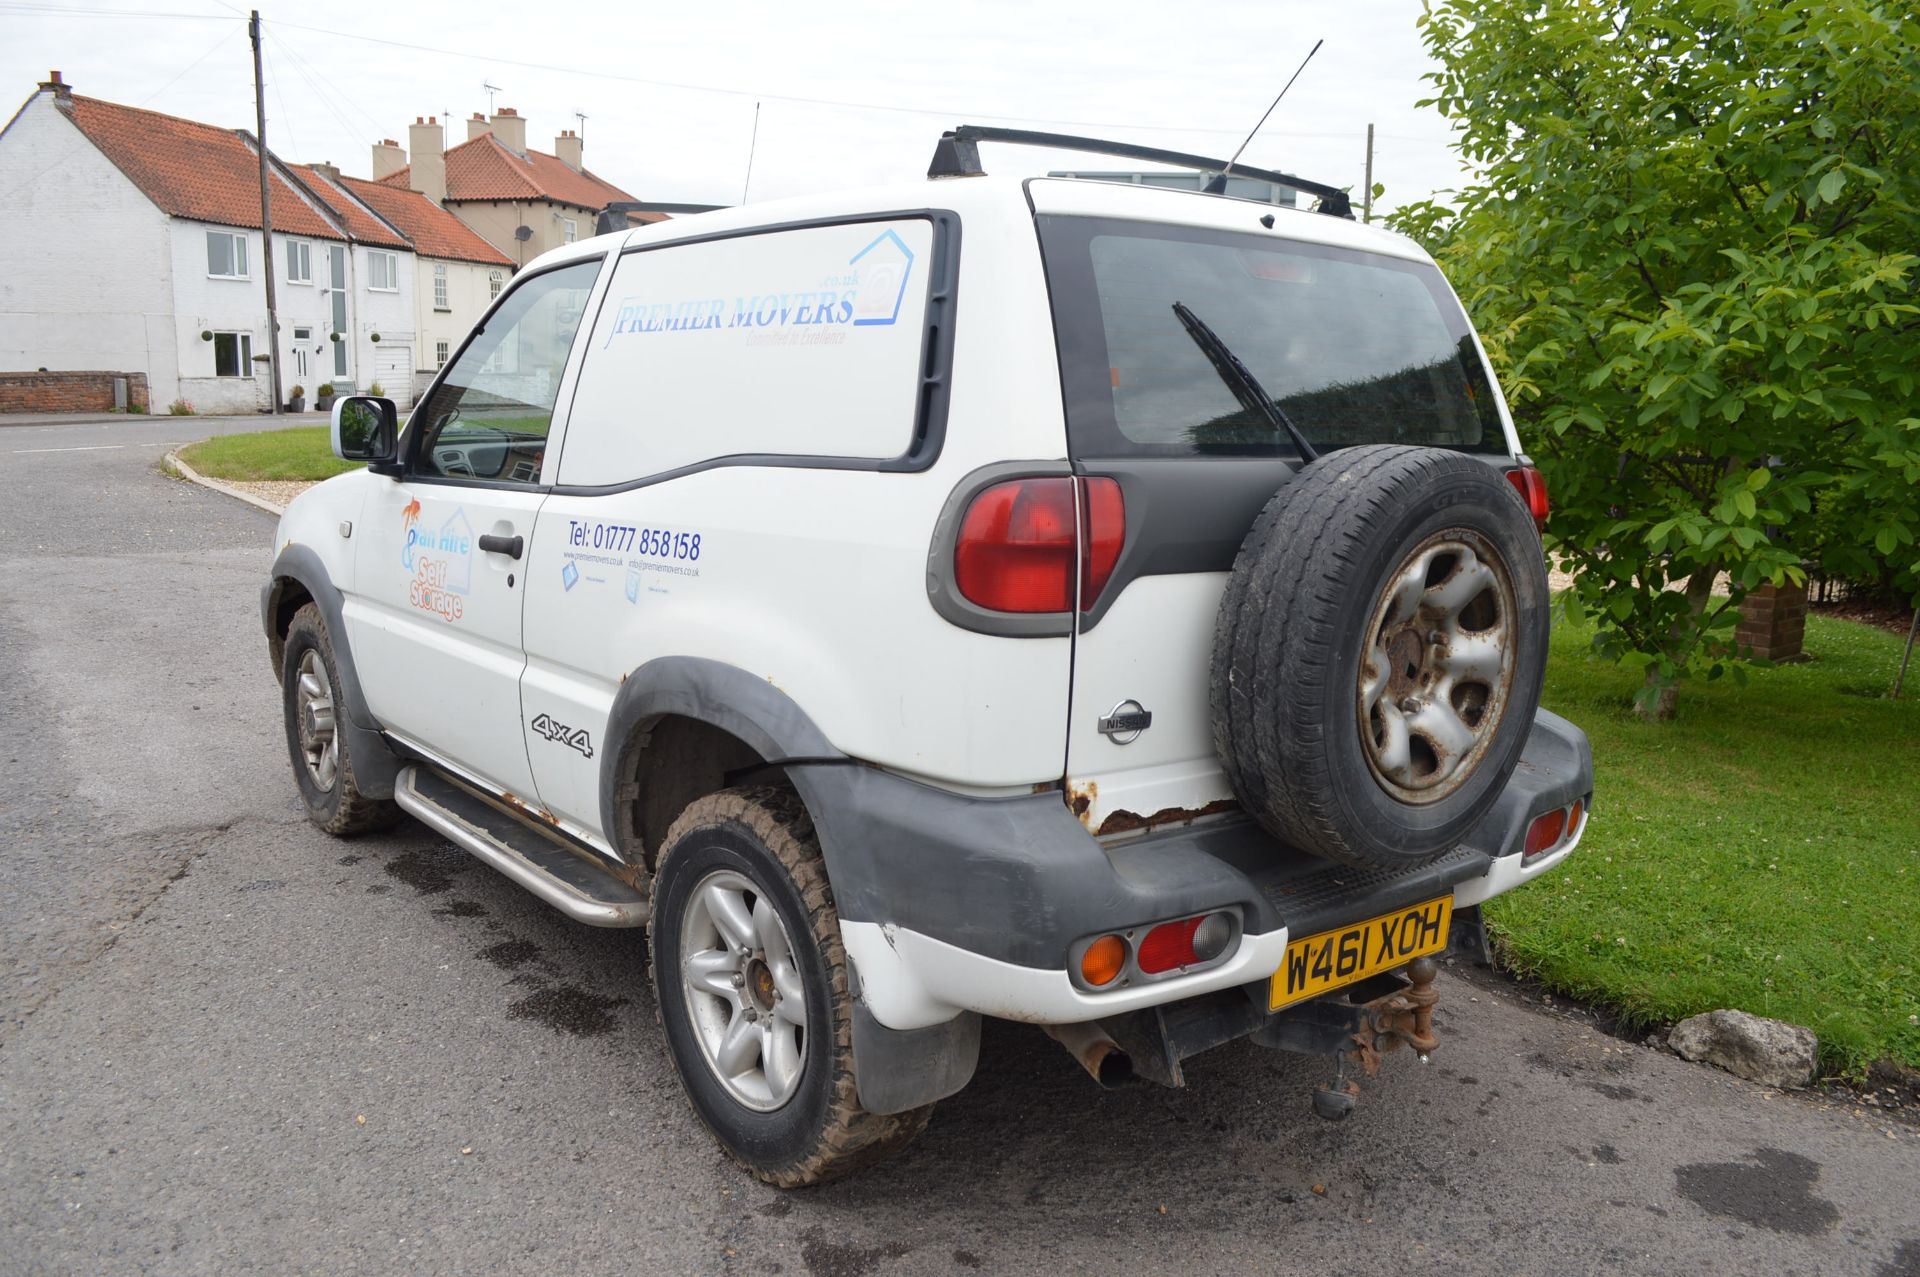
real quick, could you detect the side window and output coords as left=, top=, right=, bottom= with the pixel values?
left=559, top=218, right=935, bottom=486
left=411, top=258, right=600, bottom=483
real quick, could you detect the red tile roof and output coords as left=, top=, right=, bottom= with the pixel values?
left=378, top=133, right=637, bottom=211
left=284, top=165, right=412, bottom=251
left=333, top=175, right=514, bottom=266
left=62, top=94, right=344, bottom=240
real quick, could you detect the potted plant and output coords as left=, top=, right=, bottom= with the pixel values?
left=287, top=383, right=306, bottom=413
left=315, top=383, right=337, bottom=412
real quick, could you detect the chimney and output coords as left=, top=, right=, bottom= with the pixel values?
left=371, top=138, right=406, bottom=180
left=554, top=129, right=582, bottom=171
left=310, top=161, right=342, bottom=186
left=407, top=115, right=445, bottom=205
left=489, top=107, right=527, bottom=154
left=466, top=112, right=490, bottom=142
left=39, top=70, right=72, bottom=105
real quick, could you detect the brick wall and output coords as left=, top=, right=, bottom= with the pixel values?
left=0, top=370, right=150, bottom=414
left=1736, top=580, right=1808, bottom=662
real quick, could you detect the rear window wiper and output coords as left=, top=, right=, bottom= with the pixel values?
left=1171, top=301, right=1320, bottom=464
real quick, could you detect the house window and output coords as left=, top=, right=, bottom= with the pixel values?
left=212, top=332, right=253, bottom=377
left=433, top=262, right=449, bottom=310
left=488, top=271, right=503, bottom=299
left=562, top=218, right=577, bottom=244
left=286, top=240, right=311, bottom=284
left=206, top=230, right=248, bottom=279
left=367, top=251, right=399, bottom=291
left=436, top=340, right=450, bottom=366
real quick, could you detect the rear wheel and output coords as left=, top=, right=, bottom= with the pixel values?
left=1211, top=445, right=1547, bottom=869
left=649, top=787, right=930, bottom=1186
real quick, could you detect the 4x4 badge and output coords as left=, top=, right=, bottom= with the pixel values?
left=1098, top=700, right=1152, bottom=744
left=531, top=712, right=593, bottom=759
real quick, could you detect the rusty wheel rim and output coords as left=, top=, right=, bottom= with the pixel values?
left=1357, top=529, right=1517, bottom=804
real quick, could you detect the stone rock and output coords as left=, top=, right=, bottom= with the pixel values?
left=1667, top=1009, right=1817, bottom=1089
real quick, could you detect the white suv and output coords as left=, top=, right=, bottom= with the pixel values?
left=263, top=133, right=1593, bottom=1186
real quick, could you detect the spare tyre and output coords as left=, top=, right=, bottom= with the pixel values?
left=1211, top=444, right=1548, bottom=870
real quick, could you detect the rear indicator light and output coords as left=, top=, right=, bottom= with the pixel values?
left=1505, top=466, right=1549, bottom=533
left=1137, top=911, right=1235, bottom=975
left=1524, top=807, right=1569, bottom=859
left=1568, top=798, right=1584, bottom=834
left=953, top=476, right=1127, bottom=614
left=1081, top=934, right=1127, bottom=986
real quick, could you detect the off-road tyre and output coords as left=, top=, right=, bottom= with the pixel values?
left=1211, top=445, right=1548, bottom=869
left=281, top=604, right=402, bottom=836
left=649, top=787, right=931, bottom=1187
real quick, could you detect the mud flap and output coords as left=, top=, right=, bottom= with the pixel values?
left=850, top=1001, right=980, bottom=1115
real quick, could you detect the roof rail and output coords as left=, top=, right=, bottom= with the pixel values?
left=928, top=124, right=1353, bottom=220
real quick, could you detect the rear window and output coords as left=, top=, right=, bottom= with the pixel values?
left=1036, top=216, right=1506, bottom=459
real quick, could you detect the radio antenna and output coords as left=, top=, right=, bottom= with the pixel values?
left=1210, top=38, right=1323, bottom=193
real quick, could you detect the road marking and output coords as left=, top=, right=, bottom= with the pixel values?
left=6, top=444, right=135, bottom=454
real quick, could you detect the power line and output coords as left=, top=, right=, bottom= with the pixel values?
left=0, top=21, right=241, bottom=202
left=262, top=41, right=300, bottom=162
left=257, top=16, right=1342, bottom=140
left=0, top=2, right=227, bottom=17
left=269, top=30, right=382, bottom=147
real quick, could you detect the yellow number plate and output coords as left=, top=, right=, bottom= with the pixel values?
left=1268, top=896, right=1453, bottom=1012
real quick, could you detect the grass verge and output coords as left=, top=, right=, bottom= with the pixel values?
left=176, top=426, right=361, bottom=482
left=1497, top=611, right=1920, bottom=1075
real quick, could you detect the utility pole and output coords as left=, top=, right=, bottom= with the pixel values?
left=1362, top=122, right=1375, bottom=224
left=250, top=10, right=282, bottom=415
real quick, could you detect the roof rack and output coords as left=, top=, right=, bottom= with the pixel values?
left=928, top=124, right=1353, bottom=220
left=595, top=199, right=729, bottom=235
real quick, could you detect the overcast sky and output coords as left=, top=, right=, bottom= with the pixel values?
left=3, top=0, right=1470, bottom=216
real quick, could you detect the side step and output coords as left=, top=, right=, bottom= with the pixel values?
left=393, top=765, right=649, bottom=928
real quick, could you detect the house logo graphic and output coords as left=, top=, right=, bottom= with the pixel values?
left=437, top=509, right=473, bottom=594
left=848, top=229, right=915, bottom=327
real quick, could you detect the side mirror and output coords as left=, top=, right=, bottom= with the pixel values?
left=331, top=395, right=399, bottom=468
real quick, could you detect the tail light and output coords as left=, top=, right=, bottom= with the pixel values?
left=1137, top=911, right=1236, bottom=975
left=1523, top=808, right=1567, bottom=858
left=953, top=476, right=1125, bottom=614
left=1505, top=466, right=1549, bottom=533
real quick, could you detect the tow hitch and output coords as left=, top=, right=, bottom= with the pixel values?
left=1258, top=957, right=1443, bottom=1121
left=1064, top=956, right=1450, bottom=1118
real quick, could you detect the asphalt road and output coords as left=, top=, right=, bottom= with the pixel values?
left=2, top=414, right=1917, bottom=1277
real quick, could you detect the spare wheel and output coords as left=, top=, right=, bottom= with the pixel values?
left=1210, top=444, right=1548, bottom=869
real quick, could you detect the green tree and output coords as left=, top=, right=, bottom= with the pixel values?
left=1393, top=0, right=1920, bottom=717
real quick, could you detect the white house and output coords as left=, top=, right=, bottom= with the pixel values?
left=0, top=74, right=496, bottom=413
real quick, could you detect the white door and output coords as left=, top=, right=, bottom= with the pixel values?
left=344, top=258, right=604, bottom=796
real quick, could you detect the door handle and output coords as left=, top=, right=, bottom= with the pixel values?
left=478, top=533, right=524, bottom=560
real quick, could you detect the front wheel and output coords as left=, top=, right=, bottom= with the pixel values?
left=649, top=787, right=930, bottom=1186
left=281, top=604, right=400, bottom=836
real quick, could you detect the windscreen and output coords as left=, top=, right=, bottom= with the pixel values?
left=1037, top=216, right=1506, bottom=459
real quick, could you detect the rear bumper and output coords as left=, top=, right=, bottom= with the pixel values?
left=808, top=709, right=1592, bottom=1030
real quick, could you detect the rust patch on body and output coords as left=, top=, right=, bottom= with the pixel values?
left=499, top=789, right=562, bottom=826
left=1095, top=798, right=1239, bottom=838
left=1067, top=780, right=1097, bottom=827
